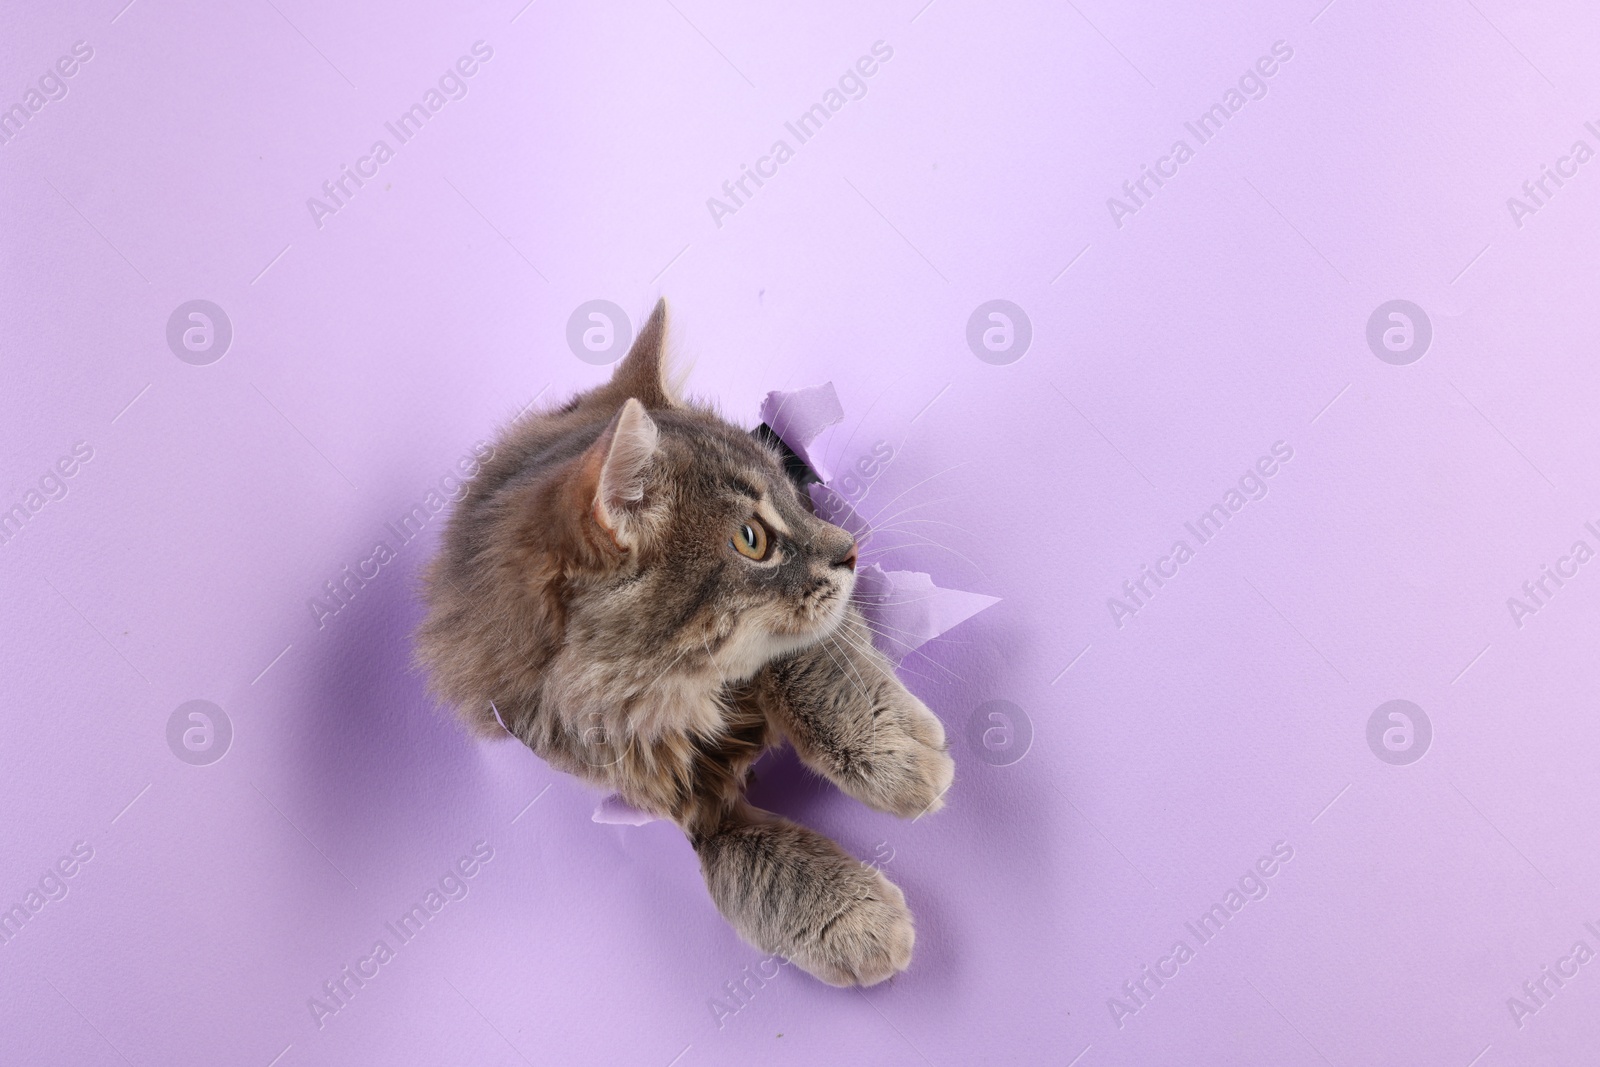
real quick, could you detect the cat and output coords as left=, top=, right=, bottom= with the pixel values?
left=415, top=299, right=955, bottom=986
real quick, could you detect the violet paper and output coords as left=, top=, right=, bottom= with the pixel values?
left=850, top=564, right=1000, bottom=666
left=758, top=381, right=844, bottom=482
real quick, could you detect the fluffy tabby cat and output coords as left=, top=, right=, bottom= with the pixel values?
left=415, top=300, right=954, bottom=986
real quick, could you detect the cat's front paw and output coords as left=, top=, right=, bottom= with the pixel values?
left=847, top=692, right=955, bottom=820
left=790, top=862, right=915, bottom=987
left=696, top=809, right=917, bottom=988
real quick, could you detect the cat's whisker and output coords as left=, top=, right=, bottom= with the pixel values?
left=867, top=654, right=943, bottom=687
left=813, top=633, right=875, bottom=709
left=852, top=495, right=961, bottom=537
left=859, top=624, right=978, bottom=649
left=854, top=504, right=963, bottom=554
left=764, top=376, right=798, bottom=433
left=655, top=634, right=700, bottom=680
left=852, top=604, right=978, bottom=646
left=867, top=517, right=974, bottom=540
left=830, top=616, right=938, bottom=673
left=855, top=614, right=961, bottom=644
left=874, top=647, right=972, bottom=685
left=832, top=627, right=934, bottom=684
left=700, top=629, right=726, bottom=681
left=832, top=639, right=883, bottom=697
left=847, top=454, right=963, bottom=513
left=819, top=376, right=901, bottom=477
left=851, top=581, right=973, bottom=615
left=850, top=586, right=947, bottom=608
left=848, top=461, right=967, bottom=524
left=843, top=622, right=966, bottom=684
left=895, top=644, right=970, bottom=684
left=858, top=534, right=991, bottom=582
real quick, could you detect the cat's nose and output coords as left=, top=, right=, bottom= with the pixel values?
left=834, top=542, right=858, bottom=571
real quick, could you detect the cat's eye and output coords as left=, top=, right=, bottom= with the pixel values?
left=732, top=518, right=769, bottom=560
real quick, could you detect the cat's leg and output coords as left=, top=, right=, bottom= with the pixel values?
left=756, top=605, right=955, bottom=819
left=633, top=703, right=911, bottom=986
left=687, top=799, right=914, bottom=987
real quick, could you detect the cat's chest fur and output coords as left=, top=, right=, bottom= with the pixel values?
left=546, top=646, right=730, bottom=742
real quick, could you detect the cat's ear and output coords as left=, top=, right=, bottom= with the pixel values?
left=607, top=298, right=682, bottom=408
left=582, top=398, right=659, bottom=549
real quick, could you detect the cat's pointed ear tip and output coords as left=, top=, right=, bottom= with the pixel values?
left=617, top=395, right=654, bottom=426
left=636, top=297, right=667, bottom=331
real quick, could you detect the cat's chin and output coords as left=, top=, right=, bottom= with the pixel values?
left=780, top=589, right=853, bottom=651
left=722, top=593, right=851, bottom=681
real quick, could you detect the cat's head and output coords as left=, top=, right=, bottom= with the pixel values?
left=539, top=300, right=859, bottom=688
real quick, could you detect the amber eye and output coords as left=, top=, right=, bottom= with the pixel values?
left=732, top=518, right=768, bottom=560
